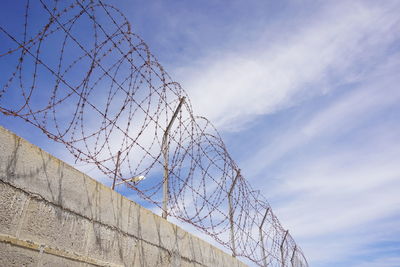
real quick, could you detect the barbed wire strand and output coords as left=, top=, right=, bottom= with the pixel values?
left=0, top=1, right=308, bottom=266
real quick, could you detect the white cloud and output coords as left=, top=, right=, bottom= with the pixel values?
left=167, top=1, right=400, bottom=265
left=176, top=0, right=400, bottom=131
left=236, top=54, right=400, bottom=265
left=264, top=128, right=400, bottom=265
left=242, top=53, right=400, bottom=178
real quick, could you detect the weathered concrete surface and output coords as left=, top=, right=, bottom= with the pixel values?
left=0, top=126, right=247, bottom=267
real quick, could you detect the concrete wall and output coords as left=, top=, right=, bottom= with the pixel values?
left=0, top=126, right=247, bottom=267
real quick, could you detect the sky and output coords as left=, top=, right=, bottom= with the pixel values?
left=1, top=0, right=400, bottom=266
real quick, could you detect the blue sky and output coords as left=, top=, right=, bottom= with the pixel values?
left=1, top=0, right=400, bottom=266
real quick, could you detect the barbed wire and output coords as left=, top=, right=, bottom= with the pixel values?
left=0, top=0, right=308, bottom=266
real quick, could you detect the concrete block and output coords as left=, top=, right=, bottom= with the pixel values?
left=0, top=182, right=29, bottom=236
left=157, top=216, right=179, bottom=252
left=180, top=259, right=203, bottom=267
left=93, top=184, right=130, bottom=233
left=0, top=130, right=63, bottom=205
left=39, top=253, right=81, bottom=267
left=137, top=209, right=160, bottom=246
left=125, top=201, right=141, bottom=238
left=0, top=242, right=38, bottom=266
left=200, top=242, right=217, bottom=267
left=85, top=222, right=137, bottom=265
left=54, top=162, right=99, bottom=220
left=132, top=240, right=171, bottom=267
left=176, top=227, right=198, bottom=261
left=19, top=199, right=88, bottom=253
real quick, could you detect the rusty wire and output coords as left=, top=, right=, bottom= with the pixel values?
left=0, top=0, right=308, bottom=266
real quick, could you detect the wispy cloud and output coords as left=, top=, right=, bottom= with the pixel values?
left=169, top=0, right=400, bottom=266
left=234, top=48, right=400, bottom=267
left=244, top=53, right=400, bottom=177
left=235, top=53, right=400, bottom=265
left=176, top=0, right=400, bottom=131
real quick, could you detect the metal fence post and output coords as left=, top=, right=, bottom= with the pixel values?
left=111, top=150, right=122, bottom=190
left=280, top=230, right=289, bottom=267
left=228, top=169, right=240, bottom=257
left=162, top=97, right=185, bottom=219
left=259, top=207, right=270, bottom=266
